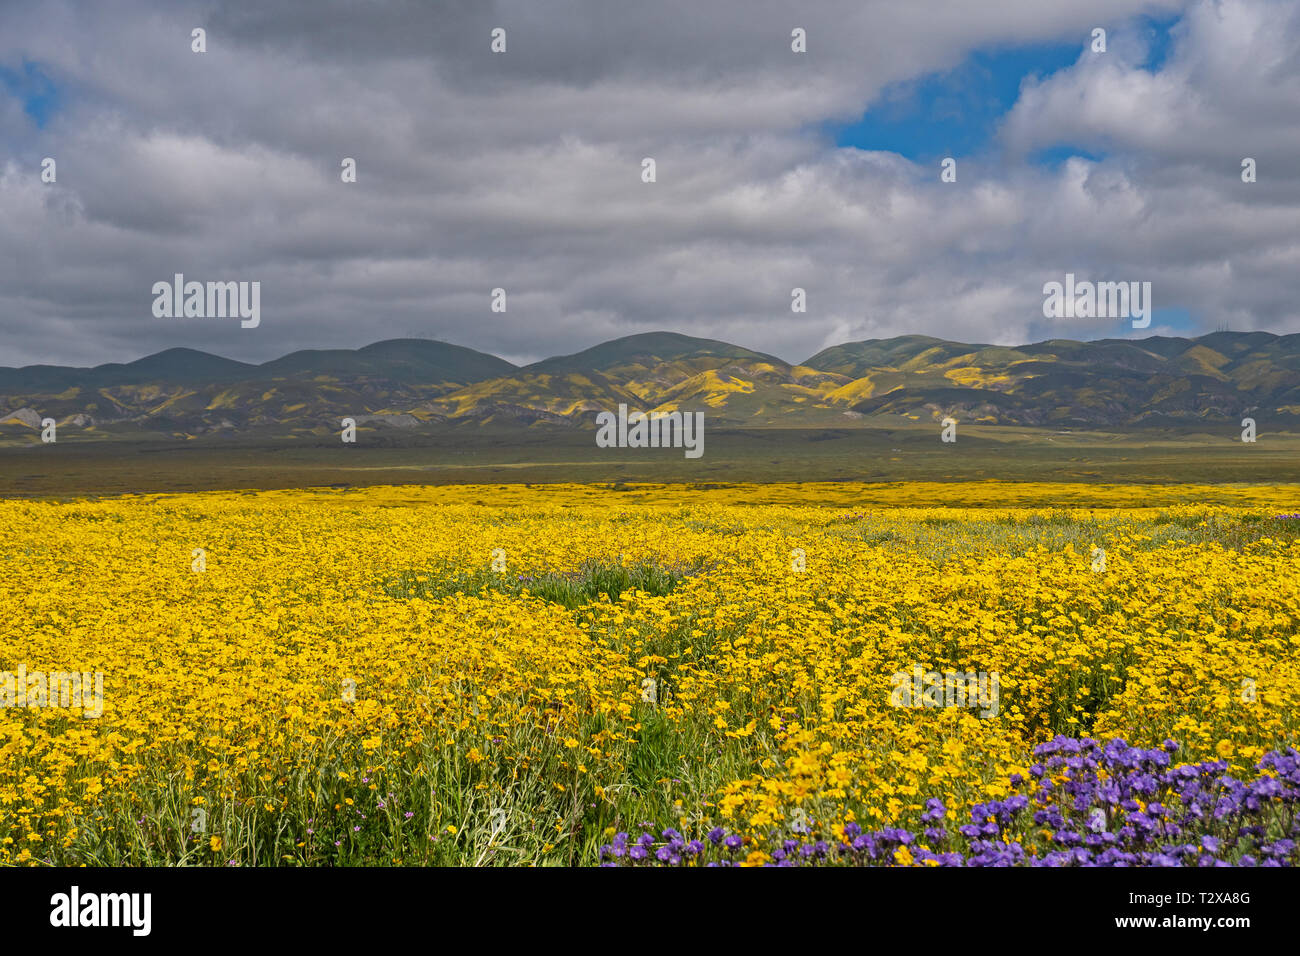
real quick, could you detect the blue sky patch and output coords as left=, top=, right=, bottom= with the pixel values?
left=0, top=60, right=61, bottom=128
left=828, top=43, right=1082, bottom=161
left=828, top=14, right=1181, bottom=169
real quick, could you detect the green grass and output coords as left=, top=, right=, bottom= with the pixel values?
left=380, top=556, right=703, bottom=609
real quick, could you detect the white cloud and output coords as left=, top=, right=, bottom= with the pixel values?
left=1, top=0, right=1295, bottom=370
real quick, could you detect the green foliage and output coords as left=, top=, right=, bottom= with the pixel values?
left=381, top=557, right=697, bottom=610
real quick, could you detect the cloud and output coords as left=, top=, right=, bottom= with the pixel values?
left=0, top=0, right=1294, bottom=370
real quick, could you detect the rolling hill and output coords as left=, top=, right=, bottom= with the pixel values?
left=4, top=330, right=1300, bottom=440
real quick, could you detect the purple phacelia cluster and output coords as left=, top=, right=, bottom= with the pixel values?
left=600, top=737, right=1300, bottom=867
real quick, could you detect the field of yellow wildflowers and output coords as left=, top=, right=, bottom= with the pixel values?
left=2, top=482, right=1298, bottom=866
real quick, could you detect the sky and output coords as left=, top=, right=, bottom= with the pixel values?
left=0, top=0, right=1296, bottom=368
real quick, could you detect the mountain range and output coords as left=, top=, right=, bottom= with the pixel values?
left=4, top=330, right=1300, bottom=438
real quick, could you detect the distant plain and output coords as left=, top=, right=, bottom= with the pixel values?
left=3, top=422, right=1298, bottom=499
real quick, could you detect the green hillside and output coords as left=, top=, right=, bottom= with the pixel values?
left=5, top=330, right=1300, bottom=441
